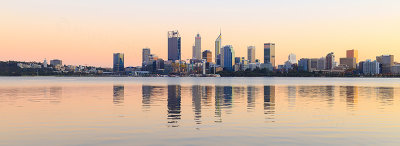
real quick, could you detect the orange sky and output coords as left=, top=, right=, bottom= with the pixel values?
left=1, top=0, right=400, bottom=67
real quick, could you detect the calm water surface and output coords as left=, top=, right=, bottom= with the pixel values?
left=0, top=77, right=399, bottom=145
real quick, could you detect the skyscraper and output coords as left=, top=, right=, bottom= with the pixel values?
left=192, top=33, right=201, bottom=60
left=202, top=50, right=212, bottom=63
left=142, top=48, right=150, bottom=65
left=326, top=52, right=335, bottom=70
left=346, top=49, right=358, bottom=62
left=222, top=45, right=235, bottom=71
left=247, top=46, right=255, bottom=63
left=168, top=31, right=181, bottom=61
left=215, top=31, right=222, bottom=64
left=264, top=43, right=275, bottom=67
left=113, top=53, right=124, bottom=73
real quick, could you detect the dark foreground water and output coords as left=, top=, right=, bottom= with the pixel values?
left=0, top=77, right=399, bottom=145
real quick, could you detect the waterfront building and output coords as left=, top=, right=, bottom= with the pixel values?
left=50, top=59, right=62, bottom=66
left=376, top=55, right=394, bottom=74
left=326, top=52, right=335, bottom=70
left=168, top=31, right=181, bottom=61
left=392, top=64, right=400, bottom=74
left=264, top=43, right=275, bottom=67
left=113, top=53, right=124, bottom=73
left=247, top=46, right=256, bottom=63
left=222, top=45, right=235, bottom=71
left=235, top=57, right=242, bottom=64
left=142, top=48, right=151, bottom=65
left=202, top=50, right=212, bottom=63
left=317, top=57, right=326, bottom=70
left=192, top=33, right=202, bottom=60
left=362, top=60, right=380, bottom=75
left=340, top=58, right=356, bottom=69
left=298, top=58, right=311, bottom=72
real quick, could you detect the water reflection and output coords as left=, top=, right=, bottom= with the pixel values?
left=247, top=86, right=256, bottom=111
left=192, top=85, right=202, bottom=124
left=264, top=86, right=275, bottom=122
left=113, top=85, right=124, bottom=105
left=167, top=85, right=181, bottom=127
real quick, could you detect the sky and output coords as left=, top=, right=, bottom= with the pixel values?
left=1, top=0, right=400, bottom=67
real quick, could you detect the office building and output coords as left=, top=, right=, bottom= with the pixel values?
left=347, top=49, right=358, bottom=62
left=202, top=50, right=212, bottom=63
left=168, top=31, right=181, bottom=61
left=317, top=57, right=326, bottom=70
left=340, top=58, right=356, bottom=69
left=222, top=45, right=235, bottom=71
left=142, top=48, right=151, bottom=65
left=298, top=58, right=311, bottom=72
left=247, top=46, right=255, bottom=63
left=376, top=55, right=394, bottom=74
left=264, top=43, right=275, bottom=67
left=113, top=53, right=124, bottom=73
left=326, top=52, right=335, bottom=70
left=363, top=60, right=380, bottom=75
left=43, top=59, right=48, bottom=68
left=215, top=31, right=222, bottom=64
left=50, top=59, right=62, bottom=66
left=192, top=33, right=202, bottom=60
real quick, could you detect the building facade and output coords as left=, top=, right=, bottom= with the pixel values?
left=347, top=49, right=359, bottom=62
left=247, top=46, right=256, bottom=63
left=193, top=33, right=202, bottom=60
left=362, top=60, right=380, bottom=75
left=168, top=31, right=181, bottom=61
left=264, top=43, right=275, bottom=67
left=340, top=57, right=356, bottom=69
left=376, top=55, right=394, bottom=74
left=113, top=53, right=124, bottom=73
left=50, top=59, right=62, bottom=66
left=222, top=45, right=234, bottom=71
left=288, top=53, right=297, bottom=64
left=326, top=52, right=335, bottom=70
left=142, top=48, right=150, bottom=65
left=215, top=32, right=222, bottom=64
left=202, top=50, right=212, bottom=63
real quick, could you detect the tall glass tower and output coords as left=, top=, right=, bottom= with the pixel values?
left=215, top=31, right=222, bottom=65
left=264, top=43, right=275, bottom=67
left=168, top=31, right=181, bottom=61
left=113, top=53, right=124, bottom=73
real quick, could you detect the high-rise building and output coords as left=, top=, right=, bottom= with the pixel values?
left=363, top=60, right=380, bottom=75
left=288, top=53, right=296, bottom=64
left=215, top=31, right=222, bottom=64
left=113, top=53, right=124, bottom=73
left=202, top=50, right=212, bottom=63
left=317, top=57, right=326, bottom=70
left=247, top=46, right=255, bottom=63
left=142, top=48, right=150, bottom=65
left=264, top=43, right=275, bottom=67
left=347, top=49, right=358, bottom=62
left=298, top=58, right=311, bottom=72
left=326, top=52, right=335, bottom=70
left=340, top=57, right=356, bottom=69
left=168, top=31, right=181, bottom=61
left=222, top=45, right=234, bottom=71
left=192, top=33, right=201, bottom=60
left=50, top=59, right=62, bottom=66
left=376, top=55, right=394, bottom=74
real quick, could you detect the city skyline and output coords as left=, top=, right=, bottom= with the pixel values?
left=1, top=0, right=400, bottom=67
